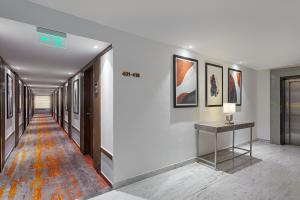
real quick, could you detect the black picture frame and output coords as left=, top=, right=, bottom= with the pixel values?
left=7, top=74, right=13, bottom=118
left=19, top=81, right=22, bottom=113
left=228, top=68, right=242, bottom=106
left=205, top=63, right=223, bottom=107
left=64, top=86, right=68, bottom=111
left=73, top=79, right=79, bottom=114
left=173, top=54, right=198, bottom=108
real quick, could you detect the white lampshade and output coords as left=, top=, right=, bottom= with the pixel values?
left=223, top=103, right=236, bottom=114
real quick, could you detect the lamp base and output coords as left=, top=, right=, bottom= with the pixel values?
left=225, top=114, right=234, bottom=124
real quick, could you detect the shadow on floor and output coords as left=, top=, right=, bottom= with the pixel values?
left=198, top=148, right=262, bottom=174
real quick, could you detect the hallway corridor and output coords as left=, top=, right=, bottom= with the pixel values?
left=0, top=114, right=109, bottom=200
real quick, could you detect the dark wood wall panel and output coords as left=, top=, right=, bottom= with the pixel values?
left=92, top=56, right=101, bottom=170
left=0, top=56, right=27, bottom=172
left=0, top=57, right=5, bottom=171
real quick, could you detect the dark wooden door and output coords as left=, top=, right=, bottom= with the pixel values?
left=23, top=86, right=26, bottom=130
left=0, top=58, right=5, bottom=171
left=84, top=67, right=94, bottom=157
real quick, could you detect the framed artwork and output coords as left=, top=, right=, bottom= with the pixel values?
left=173, top=54, right=198, bottom=108
left=19, top=82, right=22, bottom=113
left=228, top=68, right=242, bottom=106
left=64, top=87, right=68, bottom=111
left=205, top=63, right=223, bottom=107
left=7, top=74, right=13, bottom=118
left=73, top=79, right=79, bottom=114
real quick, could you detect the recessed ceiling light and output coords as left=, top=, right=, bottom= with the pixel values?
left=188, top=45, right=193, bottom=49
left=94, top=45, right=99, bottom=49
left=15, top=66, right=20, bottom=70
left=68, top=72, right=73, bottom=75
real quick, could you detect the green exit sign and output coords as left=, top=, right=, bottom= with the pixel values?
left=36, top=27, right=66, bottom=49
left=37, top=33, right=65, bottom=48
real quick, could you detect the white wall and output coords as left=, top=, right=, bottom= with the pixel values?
left=100, top=49, right=114, bottom=183
left=257, top=70, right=271, bottom=140
left=114, top=40, right=257, bottom=183
left=0, top=1, right=258, bottom=185
left=101, top=49, right=114, bottom=154
left=197, top=62, right=257, bottom=155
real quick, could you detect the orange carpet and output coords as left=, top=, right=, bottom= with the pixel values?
left=0, top=114, right=110, bottom=199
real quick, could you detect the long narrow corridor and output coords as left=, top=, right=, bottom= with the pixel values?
left=0, top=114, right=109, bottom=199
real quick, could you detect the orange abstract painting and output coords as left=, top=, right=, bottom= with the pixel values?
left=173, top=55, right=198, bottom=107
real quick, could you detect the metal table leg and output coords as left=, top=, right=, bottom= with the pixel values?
left=250, top=127, right=252, bottom=158
left=232, top=128, right=235, bottom=150
left=215, top=133, right=217, bottom=170
left=232, top=128, right=235, bottom=166
left=196, top=130, right=199, bottom=158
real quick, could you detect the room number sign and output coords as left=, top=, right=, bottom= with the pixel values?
left=122, top=71, right=141, bottom=78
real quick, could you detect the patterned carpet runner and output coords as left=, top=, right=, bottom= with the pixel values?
left=0, top=114, right=109, bottom=199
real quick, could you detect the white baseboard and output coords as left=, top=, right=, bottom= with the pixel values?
left=113, top=158, right=197, bottom=189
left=113, top=139, right=266, bottom=189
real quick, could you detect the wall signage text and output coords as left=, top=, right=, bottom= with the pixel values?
left=122, top=71, right=141, bottom=78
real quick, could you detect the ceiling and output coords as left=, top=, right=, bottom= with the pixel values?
left=29, top=0, right=300, bottom=70
left=0, top=17, right=110, bottom=95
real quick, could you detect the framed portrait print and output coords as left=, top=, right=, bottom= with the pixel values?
left=205, top=63, right=223, bottom=107
left=64, top=86, right=68, bottom=111
left=173, top=55, right=198, bottom=108
left=7, top=74, right=13, bottom=118
left=19, top=82, right=22, bottom=113
left=73, top=79, right=79, bottom=114
left=228, top=68, right=242, bottom=106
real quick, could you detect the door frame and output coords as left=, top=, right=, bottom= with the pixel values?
left=80, top=57, right=101, bottom=170
left=65, top=45, right=112, bottom=172
left=0, top=57, right=5, bottom=172
left=82, top=66, right=94, bottom=156
left=280, top=75, right=300, bottom=145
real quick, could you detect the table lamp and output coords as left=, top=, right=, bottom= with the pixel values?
left=223, top=103, right=236, bottom=124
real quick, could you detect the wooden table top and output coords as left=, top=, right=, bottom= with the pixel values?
left=194, top=121, right=255, bottom=133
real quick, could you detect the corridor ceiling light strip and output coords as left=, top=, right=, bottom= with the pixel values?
left=28, top=84, right=60, bottom=88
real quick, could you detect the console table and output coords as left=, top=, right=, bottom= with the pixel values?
left=194, top=121, right=255, bottom=170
